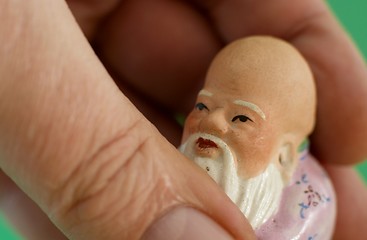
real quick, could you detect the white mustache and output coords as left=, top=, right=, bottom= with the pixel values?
left=180, top=134, right=284, bottom=229
left=186, top=132, right=230, bottom=152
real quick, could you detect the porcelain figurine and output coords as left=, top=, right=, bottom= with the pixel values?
left=179, top=36, right=336, bottom=239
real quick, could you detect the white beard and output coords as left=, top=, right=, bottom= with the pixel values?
left=180, top=133, right=284, bottom=229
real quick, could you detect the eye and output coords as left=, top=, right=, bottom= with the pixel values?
left=232, top=115, right=253, bottom=123
left=195, top=102, right=209, bottom=111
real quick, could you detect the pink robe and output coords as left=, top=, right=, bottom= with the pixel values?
left=256, top=150, right=336, bottom=239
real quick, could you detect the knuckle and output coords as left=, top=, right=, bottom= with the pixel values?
left=47, top=118, right=173, bottom=234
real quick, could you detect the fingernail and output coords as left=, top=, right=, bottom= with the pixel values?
left=142, top=207, right=234, bottom=240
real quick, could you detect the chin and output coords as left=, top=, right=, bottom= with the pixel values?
left=180, top=133, right=285, bottom=229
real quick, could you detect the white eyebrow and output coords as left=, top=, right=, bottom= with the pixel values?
left=198, top=89, right=213, bottom=97
left=233, top=100, right=266, bottom=120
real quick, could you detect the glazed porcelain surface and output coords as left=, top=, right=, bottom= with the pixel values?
left=179, top=36, right=336, bottom=239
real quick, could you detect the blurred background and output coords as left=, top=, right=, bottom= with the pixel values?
left=1, top=0, right=366, bottom=239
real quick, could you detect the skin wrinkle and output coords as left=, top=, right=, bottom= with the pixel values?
left=85, top=155, right=154, bottom=239
left=70, top=140, right=158, bottom=239
left=104, top=141, right=185, bottom=240
left=49, top=117, right=147, bottom=222
left=138, top=173, right=183, bottom=239
left=0, top=1, right=365, bottom=239
left=77, top=140, right=147, bottom=219
left=57, top=121, right=184, bottom=239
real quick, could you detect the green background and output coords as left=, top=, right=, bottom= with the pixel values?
left=1, top=0, right=367, bottom=239
left=319, top=0, right=367, bottom=181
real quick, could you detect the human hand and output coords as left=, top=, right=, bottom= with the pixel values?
left=0, top=0, right=366, bottom=240
left=0, top=1, right=254, bottom=239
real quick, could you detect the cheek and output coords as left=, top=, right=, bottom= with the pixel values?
left=230, top=130, right=256, bottom=158
left=230, top=129, right=273, bottom=177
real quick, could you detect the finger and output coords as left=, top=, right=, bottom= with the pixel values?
left=112, top=74, right=182, bottom=146
left=0, top=172, right=66, bottom=240
left=193, top=0, right=367, bottom=164
left=67, top=0, right=190, bottom=144
left=0, top=1, right=254, bottom=239
left=96, top=0, right=222, bottom=113
left=323, top=165, right=367, bottom=240
left=66, top=0, right=121, bottom=39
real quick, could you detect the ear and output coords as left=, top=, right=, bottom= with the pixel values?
left=276, top=141, right=298, bottom=184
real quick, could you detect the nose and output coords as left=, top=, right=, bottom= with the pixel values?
left=199, top=108, right=229, bottom=136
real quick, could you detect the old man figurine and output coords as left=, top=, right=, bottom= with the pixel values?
left=180, top=36, right=336, bottom=239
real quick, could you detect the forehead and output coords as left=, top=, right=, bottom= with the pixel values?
left=200, top=75, right=264, bottom=103
left=203, top=46, right=298, bottom=104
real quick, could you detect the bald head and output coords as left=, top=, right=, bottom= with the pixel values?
left=182, top=36, right=316, bottom=181
left=180, top=37, right=317, bottom=225
left=205, top=36, right=316, bottom=142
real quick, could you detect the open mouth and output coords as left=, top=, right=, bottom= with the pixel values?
left=196, top=137, right=218, bottom=149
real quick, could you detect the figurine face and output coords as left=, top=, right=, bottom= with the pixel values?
left=182, top=36, right=316, bottom=180
left=180, top=79, right=285, bottom=228
left=180, top=36, right=316, bottom=229
left=182, top=83, right=278, bottom=180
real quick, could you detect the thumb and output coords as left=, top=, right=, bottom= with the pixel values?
left=0, top=1, right=254, bottom=239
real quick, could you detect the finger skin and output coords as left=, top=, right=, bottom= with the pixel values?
left=0, top=172, right=67, bottom=240
left=73, top=2, right=367, bottom=240
left=66, top=0, right=120, bottom=39
left=2, top=1, right=365, bottom=239
left=95, top=0, right=367, bottom=164
left=96, top=0, right=221, bottom=113
left=71, top=1, right=367, bottom=239
left=323, top=165, right=367, bottom=240
left=0, top=1, right=254, bottom=239
left=94, top=0, right=367, bottom=165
